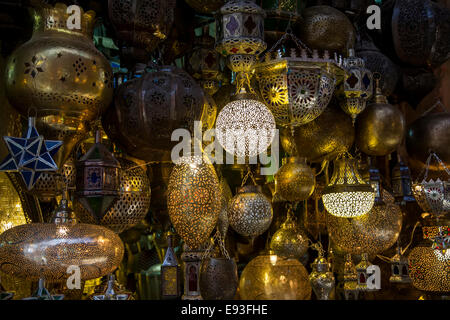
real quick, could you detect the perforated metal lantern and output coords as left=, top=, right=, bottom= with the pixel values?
left=75, top=157, right=151, bottom=234
left=228, top=185, right=273, bottom=238
left=322, top=154, right=375, bottom=218
left=0, top=173, right=27, bottom=234
left=274, top=157, right=315, bottom=202
left=75, top=132, right=120, bottom=223
left=199, top=257, right=238, bottom=300
left=256, top=50, right=345, bottom=127
left=167, top=155, right=221, bottom=249
left=215, top=0, right=266, bottom=73
left=339, top=49, right=373, bottom=124
left=413, top=179, right=450, bottom=217
left=0, top=198, right=124, bottom=282
left=108, top=0, right=176, bottom=54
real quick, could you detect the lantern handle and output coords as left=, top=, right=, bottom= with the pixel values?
left=417, top=151, right=450, bottom=182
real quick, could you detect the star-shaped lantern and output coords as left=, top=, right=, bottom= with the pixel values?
left=0, top=117, right=62, bottom=190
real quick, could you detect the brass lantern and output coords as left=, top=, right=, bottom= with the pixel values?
left=228, top=185, right=273, bottom=238
left=274, top=157, right=315, bottom=202
left=255, top=49, right=345, bottom=127
left=0, top=173, right=27, bottom=234
left=215, top=0, right=266, bottom=74
left=322, top=153, right=375, bottom=218
left=391, top=156, right=415, bottom=205
left=167, top=155, right=221, bottom=249
left=340, top=49, right=373, bottom=124
left=0, top=197, right=124, bottom=282
left=75, top=157, right=151, bottom=234
left=75, top=131, right=120, bottom=223
left=309, top=254, right=335, bottom=300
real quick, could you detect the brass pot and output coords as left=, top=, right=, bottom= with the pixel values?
left=5, top=3, right=113, bottom=122
left=355, top=91, right=405, bottom=156
left=199, top=257, right=238, bottom=300
left=274, top=157, right=315, bottom=202
left=293, top=104, right=355, bottom=163
left=406, top=113, right=450, bottom=174
left=297, top=5, right=356, bottom=54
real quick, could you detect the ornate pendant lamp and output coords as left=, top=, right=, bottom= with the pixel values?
left=255, top=34, right=345, bottom=127
left=340, top=49, right=373, bottom=124
left=322, top=153, right=375, bottom=218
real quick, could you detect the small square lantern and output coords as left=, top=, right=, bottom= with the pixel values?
left=355, top=253, right=371, bottom=291
left=342, top=254, right=359, bottom=300
left=391, top=155, right=415, bottom=204
left=161, top=233, right=181, bottom=299
left=76, top=131, right=120, bottom=222
left=368, top=158, right=384, bottom=205
left=181, top=243, right=208, bottom=300
left=389, top=245, right=411, bottom=284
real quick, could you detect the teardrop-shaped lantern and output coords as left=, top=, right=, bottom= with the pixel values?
left=167, top=155, right=221, bottom=249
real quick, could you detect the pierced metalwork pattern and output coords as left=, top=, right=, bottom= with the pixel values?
left=409, top=245, right=450, bottom=292
left=199, top=257, right=238, bottom=300
left=0, top=223, right=124, bottom=281
left=228, top=185, right=273, bottom=238
left=167, top=156, right=221, bottom=249
left=274, top=157, right=315, bottom=202
left=76, top=157, right=151, bottom=234
left=413, top=179, right=450, bottom=217
left=255, top=51, right=344, bottom=127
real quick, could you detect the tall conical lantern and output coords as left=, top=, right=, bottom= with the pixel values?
left=5, top=3, right=114, bottom=168
left=75, top=131, right=120, bottom=223
left=167, top=155, right=221, bottom=249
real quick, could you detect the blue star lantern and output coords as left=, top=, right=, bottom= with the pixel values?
left=0, top=117, right=63, bottom=190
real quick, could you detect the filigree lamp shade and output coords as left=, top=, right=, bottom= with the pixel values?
left=75, top=157, right=151, bottom=234
left=215, top=92, right=276, bottom=158
left=167, top=155, right=221, bottom=249
left=0, top=198, right=124, bottom=281
left=215, top=0, right=266, bottom=73
left=255, top=50, right=344, bottom=127
left=228, top=185, right=273, bottom=238
left=322, top=154, right=375, bottom=218
left=0, top=173, right=27, bottom=234
left=239, top=255, right=311, bottom=300
left=327, top=190, right=402, bottom=255
left=274, top=157, right=315, bottom=202
left=340, top=49, right=373, bottom=124
left=409, top=245, right=450, bottom=292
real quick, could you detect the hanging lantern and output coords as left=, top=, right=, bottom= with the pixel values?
left=239, top=254, right=311, bottom=300
left=342, top=254, right=359, bottom=300
left=103, top=66, right=211, bottom=162
left=391, top=156, right=415, bottom=205
left=411, top=152, right=450, bottom=217
left=293, top=104, right=355, bottom=163
left=0, top=197, right=124, bottom=281
left=75, top=157, right=151, bottom=234
left=275, top=157, right=315, bottom=202
left=368, top=159, right=383, bottom=205
left=108, top=0, right=176, bottom=56
left=322, top=153, right=375, bottom=218
left=228, top=185, right=273, bottom=238
left=355, top=78, right=405, bottom=156
left=269, top=207, right=309, bottom=260
left=215, top=0, right=266, bottom=74
left=326, top=190, right=402, bottom=255
left=406, top=113, right=450, bottom=175
left=75, top=131, right=120, bottom=223
left=392, top=0, right=450, bottom=68
left=28, top=157, right=76, bottom=202
left=256, top=46, right=345, bottom=127
left=309, top=255, right=335, bottom=300
left=297, top=5, right=356, bottom=54
left=185, top=0, right=224, bottom=14
left=355, top=34, right=399, bottom=97
left=390, top=245, right=411, bottom=284
left=5, top=4, right=113, bottom=151
left=339, top=49, right=373, bottom=124
left=0, top=117, right=63, bottom=190
left=0, top=173, right=27, bottom=234
left=215, top=89, right=276, bottom=158
left=160, top=233, right=181, bottom=299
left=167, top=155, right=221, bottom=249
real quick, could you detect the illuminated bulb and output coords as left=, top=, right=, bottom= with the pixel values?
left=322, top=154, right=375, bottom=218
left=270, top=254, right=278, bottom=266
left=215, top=90, right=276, bottom=158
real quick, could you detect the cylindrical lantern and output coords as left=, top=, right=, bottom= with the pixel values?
left=239, top=254, right=311, bottom=300
left=274, top=157, right=315, bottom=202
left=199, top=257, right=238, bottom=300
left=228, top=185, right=273, bottom=238
left=75, top=157, right=151, bottom=234
left=322, top=154, right=375, bottom=218
left=167, top=155, right=221, bottom=249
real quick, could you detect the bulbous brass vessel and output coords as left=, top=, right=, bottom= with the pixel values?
left=274, top=157, right=315, bottom=202
left=356, top=87, right=405, bottom=156
left=293, top=105, right=355, bottom=163
left=297, top=6, right=356, bottom=54
left=406, top=112, right=450, bottom=173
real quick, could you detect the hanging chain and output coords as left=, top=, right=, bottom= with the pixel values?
left=418, top=152, right=450, bottom=182
left=241, top=166, right=257, bottom=186
left=201, top=230, right=230, bottom=261
left=235, top=72, right=256, bottom=95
